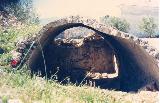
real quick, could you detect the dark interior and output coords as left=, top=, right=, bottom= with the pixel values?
left=28, top=23, right=159, bottom=92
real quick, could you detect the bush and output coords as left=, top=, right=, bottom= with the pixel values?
left=1, top=0, right=39, bottom=24
left=100, top=16, right=130, bottom=32
left=0, top=24, right=41, bottom=66
left=139, top=17, right=158, bottom=38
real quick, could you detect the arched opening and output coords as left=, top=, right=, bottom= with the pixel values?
left=51, top=27, right=120, bottom=88
left=28, top=21, right=159, bottom=92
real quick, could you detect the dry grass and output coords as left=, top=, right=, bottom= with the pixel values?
left=0, top=66, right=158, bottom=103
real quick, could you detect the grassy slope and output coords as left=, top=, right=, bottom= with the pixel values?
left=0, top=24, right=158, bottom=103
left=0, top=66, right=121, bottom=103
left=0, top=66, right=158, bottom=103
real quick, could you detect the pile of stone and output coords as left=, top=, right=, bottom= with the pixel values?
left=55, top=26, right=95, bottom=39
left=10, top=35, right=37, bottom=68
left=54, top=26, right=103, bottom=47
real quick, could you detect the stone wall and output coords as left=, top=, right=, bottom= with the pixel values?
left=12, top=16, right=159, bottom=92
left=54, top=34, right=116, bottom=73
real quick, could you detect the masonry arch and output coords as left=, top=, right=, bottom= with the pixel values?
left=28, top=17, right=159, bottom=92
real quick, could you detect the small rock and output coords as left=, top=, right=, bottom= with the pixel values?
left=142, top=45, right=148, bottom=49
left=116, top=31, right=121, bottom=37
left=102, top=73, right=108, bottom=78
left=92, top=73, right=101, bottom=79
left=154, top=53, right=159, bottom=59
left=135, top=38, right=141, bottom=44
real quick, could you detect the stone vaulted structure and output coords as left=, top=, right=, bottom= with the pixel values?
left=15, top=16, right=159, bottom=92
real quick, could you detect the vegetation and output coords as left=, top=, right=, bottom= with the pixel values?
left=0, top=0, right=19, bottom=11
left=0, top=21, right=117, bottom=102
left=0, top=24, right=41, bottom=66
left=139, top=17, right=158, bottom=38
left=0, top=22, right=158, bottom=103
left=0, top=24, right=125, bottom=103
left=0, top=66, right=125, bottom=103
left=0, top=0, right=39, bottom=24
left=0, top=7, right=158, bottom=102
left=100, top=16, right=130, bottom=33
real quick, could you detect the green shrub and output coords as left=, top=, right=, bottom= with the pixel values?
left=139, top=17, right=158, bottom=38
left=100, top=16, right=130, bottom=33
left=1, top=0, right=39, bottom=24
left=0, top=24, right=41, bottom=66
